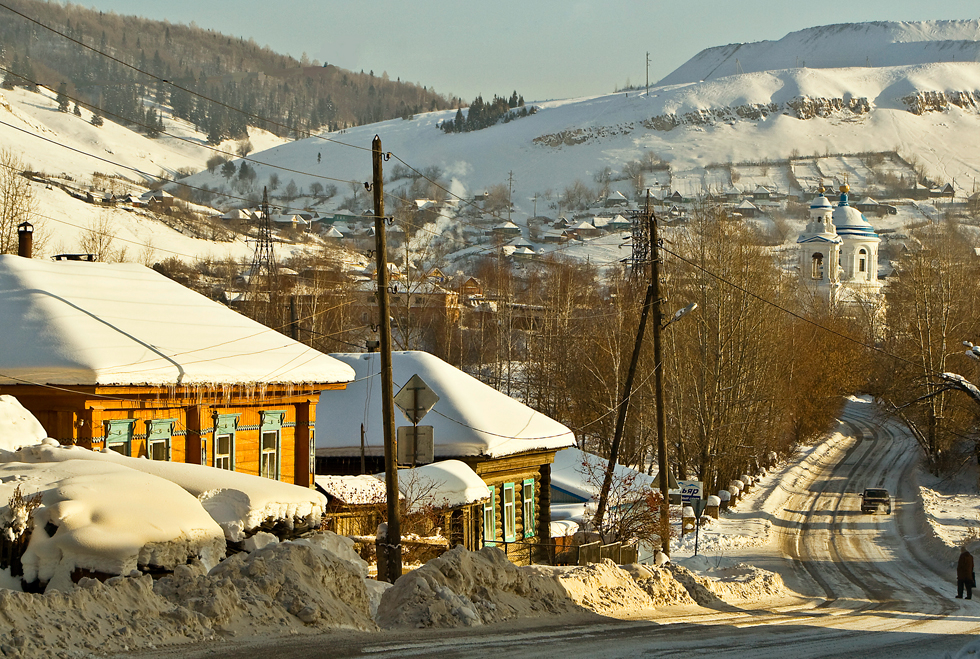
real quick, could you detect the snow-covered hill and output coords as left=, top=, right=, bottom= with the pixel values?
left=0, top=85, right=289, bottom=262
left=181, top=57, right=980, bottom=218
left=659, top=20, right=980, bottom=86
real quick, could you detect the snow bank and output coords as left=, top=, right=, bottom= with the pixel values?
left=0, top=459, right=224, bottom=592
left=669, top=559, right=785, bottom=605
left=0, top=396, right=46, bottom=451
left=376, top=546, right=657, bottom=628
left=622, top=563, right=696, bottom=606
left=7, top=443, right=326, bottom=542
left=0, top=532, right=375, bottom=657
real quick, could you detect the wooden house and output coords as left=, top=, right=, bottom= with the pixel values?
left=315, top=351, right=575, bottom=565
left=0, top=254, right=355, bottom=487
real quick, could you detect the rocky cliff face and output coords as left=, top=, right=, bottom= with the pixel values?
left=901, top=90, right=980, bottom=114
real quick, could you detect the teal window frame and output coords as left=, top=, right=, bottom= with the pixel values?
left=259, top=411, right=284, bottom=481
left=523, top=478, right=535, bottom=538
left=483, top=485, right=496, bottom=547
left=214, top=413, right=240, bottom=471
left=145, top=418, right=176, bottom=461
left=503, top=482, right=517, bottom=543
left=104, top=419, right=136, bottom=456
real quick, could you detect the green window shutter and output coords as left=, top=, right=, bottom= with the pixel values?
left=215, top=413, right=240, bottom=435
left=145, top=418, right=176, bottom=461
left=503, top=482, right=517, bottom=543
left=104, top=419, right=135, bottom=456
left=483, top=485, right=496, bottom=547
left=260, top=410, right=286, bottom=431
left=523, top=478, right=535, bottom=538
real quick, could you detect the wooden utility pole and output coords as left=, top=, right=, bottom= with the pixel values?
left=593, top=194, right=661, bottom=541
left=650, top=198, right=670, bottom=557
left=372, top=135, right=402, bottom=582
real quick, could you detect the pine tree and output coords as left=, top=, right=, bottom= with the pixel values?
left=91, top=111, right=104, bottom=127
left=56, top=82, right=70, bottom=112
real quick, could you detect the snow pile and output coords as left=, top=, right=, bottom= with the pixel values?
left=0, top=532, right=376, bottom=658
left=376, top=547, right=656, bottom=628
left=0, top=459, right=224, bottom=592
left=0, top=396, right=46, bottom=452
left=7, top=443, right=326, bottom=542
left=668, top=559, right=785, bottom=605
left=548, top=560, right=655, bottom=615
left=621, top=563, right=696, bottom=606
left=154, top=536, right=375, bottom=634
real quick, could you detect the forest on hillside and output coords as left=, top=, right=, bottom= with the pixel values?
left=0, top=0, right=454, bottom=141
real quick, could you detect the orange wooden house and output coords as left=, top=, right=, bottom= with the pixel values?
left=0, top=254, right=355, bottom=487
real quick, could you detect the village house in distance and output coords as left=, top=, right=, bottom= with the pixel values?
left=315, top=350, right=575, bottom=564
left=0, top=250, right=355, bottom=487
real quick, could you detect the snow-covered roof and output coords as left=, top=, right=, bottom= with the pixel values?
left=406, top=460, right=489, bottom=509
left=315, top=474, right=388, bottom=505
left=9, top=442, right=326, bottom=542
left=0, top=395, right=46, bottom=451
left=550, top=447, right=655, bottom=503
left=316, top=351, right=575, bottom=459
left=0, top=255, right=355, bottom=386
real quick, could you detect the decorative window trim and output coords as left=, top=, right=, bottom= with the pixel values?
left=213, top=413, right=239, bottom=471
left=104, top=419, right=136, bottom=456
left=503, top=482, right=517, bottom=543
left=145, top=418, right=176, bottom=461
left=483, top=485, right=496, bottom=547
left=523, top=478, right=535, bottom=538
left=260, top=410, right=286, bottom=431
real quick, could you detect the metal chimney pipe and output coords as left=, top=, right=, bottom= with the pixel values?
left=17, top=221, right=33, bottom=258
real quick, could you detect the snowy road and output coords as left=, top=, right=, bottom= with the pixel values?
left=132, top=400, right=980, bottom=658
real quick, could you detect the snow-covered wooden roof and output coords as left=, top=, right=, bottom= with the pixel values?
left=0, top=255, right=355, bottom=387
left=316, top=351, right=575, bottom=459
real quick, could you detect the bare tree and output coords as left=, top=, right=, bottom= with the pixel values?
left=79, top=211, right=126, bottom=262
left=0, top=150, right=40, bottom=255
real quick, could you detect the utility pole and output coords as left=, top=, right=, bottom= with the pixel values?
left=593, top=193, right=663, bottom=546
left=650, top=195, right=670, bottom=558
left=507, top=170, right=515, bottom=222
left=372, top=135, right=401, bottom=582
left=646, top=51, right=650, bottom=96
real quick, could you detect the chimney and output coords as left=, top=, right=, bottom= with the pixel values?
left=17, top=221, right=33, bottom=258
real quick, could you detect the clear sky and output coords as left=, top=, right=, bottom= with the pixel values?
left=74, top=1, right=979, bottom=102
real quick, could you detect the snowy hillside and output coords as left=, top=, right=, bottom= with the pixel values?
left=660, top=20, right=980, bottom=86
left=0, top=85, right=289, bottom=262
left=180, top=59, right=980, bottom=219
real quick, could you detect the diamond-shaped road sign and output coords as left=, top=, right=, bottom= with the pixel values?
left=393, top=374, right=440, bottom=424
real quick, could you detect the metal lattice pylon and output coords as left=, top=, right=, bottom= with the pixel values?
left=244, top=187, right=280, bottom=325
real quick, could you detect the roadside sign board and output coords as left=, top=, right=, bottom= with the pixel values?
left=396, top=425, right=434, bottom=465
left=692, top=498, right=708, bottom=518
left=678, top=480, right=704, bottom=505
left=393, top=374, right=440, bottom=424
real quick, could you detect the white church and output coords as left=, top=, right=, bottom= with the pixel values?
left=797, top=184, right=883, bottom=308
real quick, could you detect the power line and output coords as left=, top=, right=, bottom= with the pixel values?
left=0, top=1, right=372, bottom=154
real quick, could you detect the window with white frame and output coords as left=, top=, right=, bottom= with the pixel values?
left=483, top=485, right=496, bottom=547
left=523, top=478, right=535, bottom=538
left=261, top=431, right=279, bottom=479
left=213, top=413, right=239, bottom=471
left=215, top=433, right=234, bottom=470
left=503, top=482, right=516, bottom=543
left=859, top=248, right=867, bottom=274
left=260, top=410, right=285, bottom=481
left=308, top=429, right=316, bottom=479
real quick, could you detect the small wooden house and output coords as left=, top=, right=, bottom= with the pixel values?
left=0, top=255, right=355, bottom=487
left=315, top=351, right=575, bottom=565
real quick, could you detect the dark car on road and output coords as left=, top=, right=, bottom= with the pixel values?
left=861, top=488, right=891, bottom=514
